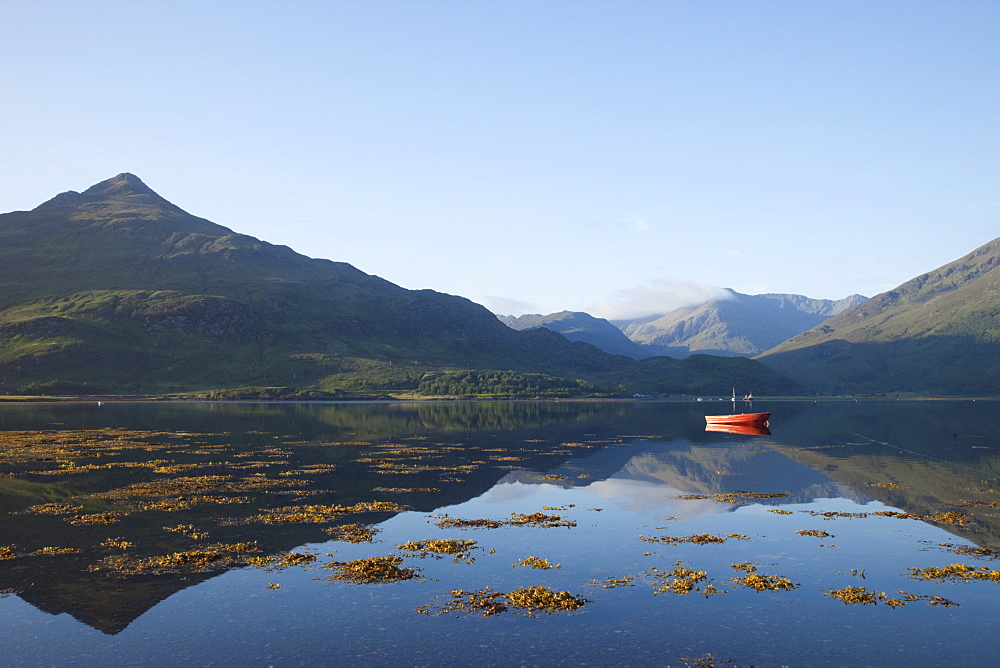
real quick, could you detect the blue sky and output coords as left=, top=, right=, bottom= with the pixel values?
left=3, top=1, right=997, bottom=318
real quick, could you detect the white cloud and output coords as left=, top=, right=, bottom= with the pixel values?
left=587, top=215, right=653, bottom=233
left=588, top=277, right=733, bottom=320
left=484, top=295, right=537, bottom=316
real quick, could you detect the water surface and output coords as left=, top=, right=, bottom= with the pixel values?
left=1, top=399, right=998, bottom=666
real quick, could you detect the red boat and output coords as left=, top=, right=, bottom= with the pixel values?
left=704, top=412, right=771, bottom=427
left=704, top=389, right=770, bottom=427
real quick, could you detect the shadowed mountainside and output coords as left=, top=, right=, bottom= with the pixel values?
left=500, top=311, right=662, bottom=359
left=757, top=236, right=1000, bottom=395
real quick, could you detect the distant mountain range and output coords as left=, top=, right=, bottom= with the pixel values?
left=502, top=291, right=866, bottom=359
left=757, top=236, right=1000, bottom=395
left=499, top=311, right=656, bottom=359
left=0, top=174, right=795, bottom=397
left=3, top=173, right=996, bottom=397
left=616, top=291, right=867, bottom=356
left=503, top=240, right=1000, bottom=396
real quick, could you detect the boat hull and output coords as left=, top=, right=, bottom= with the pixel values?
left=704, top=412, right=771, bottom=425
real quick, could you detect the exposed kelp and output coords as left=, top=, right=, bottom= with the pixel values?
left=729, top=562, right=798, bottom=591
left=89, top=542, right=261, bottom=576
left=640, top=533, right=751, bottom=545
left=432, top=516, right=505, bottom=530
left=672, top=492, right=790, bottom=505
left=17, top=503, right=84, bottom=515
left=506, top=585, right=589, bottom=614
left=431, top=511, right=576, bottom=530
left=93, top=475, right=306, bottom=500
left=245, top=550, right=320, bottom=572
left=907, top=563, right=1000, bottom=583
left=796, top=530, right=834, bottom=538
left=648, top=561, right=719, bottom=596
left=937, top=543, right=1000, bottom=560
left=507, top=512, right=576, bottom=528
left=793, top=509, right=970, bottom=525
left=162, top=524, right=210, bottom=540
left=590, top=576, right=635, bottom=589
left=514, top=556, right=558, bottom=569
left=322, top=555, right=419, bottom=584
left=416, top=588, right=509, bottom=617
left=67, top=512, right=123, bottom=525
left=247, top=501, right=408, bottom=525
left=824, top=586, right=959, bottom=608
left=371, top=487, right=439, bottom=493
left=100, top=537, right=133, bottom=550
left=324, top=523, right=381, bottom=543
left=416, top=585, right=588, bottom=617
left=32, top=546, right=82, bottom=555
left=397, top=539, right=481, bottom=563
left=643, top=560, right=799, bottom=597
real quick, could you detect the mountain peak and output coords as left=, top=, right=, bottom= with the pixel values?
left=81, top=173, right=160, bottom=199
left=32, top=190, right=85, bottom=210
left=33, top=173, right=187, bottom=215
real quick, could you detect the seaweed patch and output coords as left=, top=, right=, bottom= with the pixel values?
left=321, top=555, right=420, bottom=584
left=397, top=539, right=482, bottom=563
left=416, top=585, right=588, bottom=617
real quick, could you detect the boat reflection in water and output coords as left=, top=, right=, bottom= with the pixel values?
left=705, top=421, right=771, bottom=436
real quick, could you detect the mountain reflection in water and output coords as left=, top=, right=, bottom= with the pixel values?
left=1, top=399, right=999, bottom=665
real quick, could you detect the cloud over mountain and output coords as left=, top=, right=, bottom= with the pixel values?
left=588, top=278, right=734, bottom=320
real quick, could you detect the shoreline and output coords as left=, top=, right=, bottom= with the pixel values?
left=0, top=394, right=996, bottom=403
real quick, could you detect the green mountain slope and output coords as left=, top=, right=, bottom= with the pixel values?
left=757, top=236, right=1000, bottom=395
left=0, top=174, right=798, bottom=396
left=613, top=290, right=866, bottom=357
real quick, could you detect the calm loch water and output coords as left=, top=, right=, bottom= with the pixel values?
left=1, top=399, right=998, bottom=666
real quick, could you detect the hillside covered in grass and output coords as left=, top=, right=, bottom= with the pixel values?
left=0, top=174, right=797, bottom=397
left=758, top=236, right=1000, bottom=395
